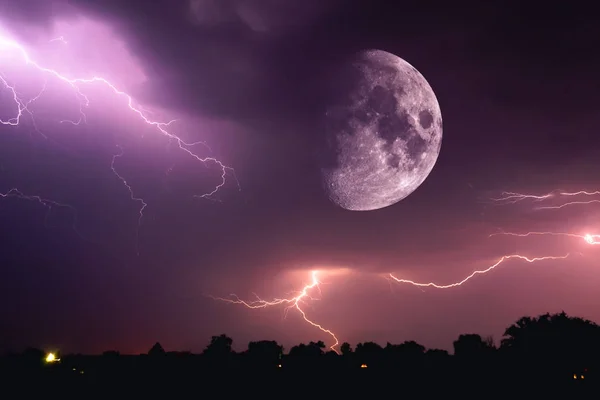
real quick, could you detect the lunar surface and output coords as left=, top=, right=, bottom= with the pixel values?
left=320, top=49, right=443, bottom=211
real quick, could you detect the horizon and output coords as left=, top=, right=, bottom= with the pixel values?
left=7, top=310, right=597, bottom=356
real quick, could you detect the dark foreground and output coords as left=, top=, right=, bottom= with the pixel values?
left=4, top=312, right=600, bottom=396
left=2, top=359, right=597, bottom=397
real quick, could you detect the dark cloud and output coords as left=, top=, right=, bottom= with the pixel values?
left=188, top=0, right=340, bottom=33
left=463, top=3, right=600, bottom=115
left=7, top=1, right=597, bottom=131
left=4, top=0, right=596, bottom=191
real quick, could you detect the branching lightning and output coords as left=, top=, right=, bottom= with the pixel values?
left=210, top=223, right=600, bottom=352
left=0, top=187, right=84, bottom=238
left=215, top=252, right=582, bottom=349
left=490, top=190, right=600, bottom=210
left=2, top=23, right=597, bottom=351
left=210, top=271, right=340, bottom=353
left=390, top=185, right=600, bottom=290
left=388, top=201, right=599, bottom=288
left=111, top=145, right=147, bottom=255
left=0, top=31, right=238, bottom=252
left=490, top=191, right=554, bottom=204
left=389, top=254, right=573, bottom=289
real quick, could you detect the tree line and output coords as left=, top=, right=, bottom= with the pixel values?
left=2, top=312, right=598, bottom=393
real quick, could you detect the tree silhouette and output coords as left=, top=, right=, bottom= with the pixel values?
left=20, top=348, right=45, bottom=368
left=501, top=312, right=600, bottom=374
left=148, top=342, right=166, bottom=357
left=247, top=340, right=283, bottom=368
left=203, top=334, right=233, bottom=359
left=425, top=349, right=450, bottom=363
left=201, top=334, right=234, bottom=369
left=454, top=334, right=494, bottom=358
left=396, top=340, right=426, bottom=356
left=289, top=341, right=325, bottom=357
left=340, top=342, right=352, bottom=356
left=384, top=341, right=425, bottom=370
left=355, top=341, right=383, bottom=367
left=3, top=311, right=599, bottom=393
left=287, top=341, right=326, bottom=369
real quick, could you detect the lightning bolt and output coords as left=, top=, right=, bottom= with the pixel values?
left=389, top=254, right=573, bottom=289
left=0, top=187, right=83, bottom=237
left=111, top=145, right=147, bottom=255
left=534, top=200, right=600, bottom=210
left=0, top=32, right=239, bottom=252
left=49, top=36, right=67, bottom=45
left=559, top=191, right=600, bottom=197
left=489, top=231, right=600, bottom=245
left=209, top=270, right=340, bottom=354
left=490, top=190, right=600, bottom=210
left=490, top=191, right=554, bottom=204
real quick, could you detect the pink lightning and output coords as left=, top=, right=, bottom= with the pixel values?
left=490, top=190, right=600, bottom=210
left=111, top=145, right=147, bottom=255
left=490, top=231, right=600, bottom=245
left=0, top=187, right=122, bottom=255
left=0, top=30, right=239, bottom=252
left=0, top=187, right=76, bottom=217
left=210, top=270, right=340, bottom=353
left=490, top=191, right=554, bottom=204
left=0, top=187, right=86, bottom=239
left=389, top=254, right=573, bottom=289
left=534, top=200, right=600, bottom=210
left=559, top=191, right=600, bottom=197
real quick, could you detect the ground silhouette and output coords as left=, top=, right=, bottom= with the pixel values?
left=1, top=312, right=597, bottom=395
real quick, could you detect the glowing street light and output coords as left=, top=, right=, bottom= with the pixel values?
left=45, top=352, right=60, bottom=363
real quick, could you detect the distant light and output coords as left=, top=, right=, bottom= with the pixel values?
left=277, top=364, right=282, bottom=368
left=360, top=364, right=368, bottom=368
left=45, top=352, right=60, bottom=363
left=581, top=375, right=585, bottom=380
left=573, top=374, right=577, bottom=379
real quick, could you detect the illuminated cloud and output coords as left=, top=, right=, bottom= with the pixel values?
left=0, top=9, right=236, bottom=253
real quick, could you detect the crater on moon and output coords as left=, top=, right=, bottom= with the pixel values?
left=418, top=110, right=433, bottom=129
left=319, top=49, right=443, bottom=211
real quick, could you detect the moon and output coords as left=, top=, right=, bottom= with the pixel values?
left=320, top=49, right=443, bottom=211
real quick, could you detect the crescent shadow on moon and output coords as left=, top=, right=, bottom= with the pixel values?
left=318, top=49, right=443, bottom=211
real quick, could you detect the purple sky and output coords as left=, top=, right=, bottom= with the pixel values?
left=1, top=0, right=599, bottom=354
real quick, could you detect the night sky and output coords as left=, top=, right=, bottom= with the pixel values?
left=1, top=0, right=599, bottom=354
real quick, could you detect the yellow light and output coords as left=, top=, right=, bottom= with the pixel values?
left=360, top=364, right=368, bottom=368
left=45, top=353, right=59, bottom=363
left=573, top=374, right=577, bottom=379
left=581, top=375, right=585, bottom=379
